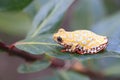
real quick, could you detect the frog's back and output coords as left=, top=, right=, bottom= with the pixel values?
left=71, top=30, right=107, bottom=49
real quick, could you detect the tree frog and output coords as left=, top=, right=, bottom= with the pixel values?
left=53, top=28, right=108, bottom=54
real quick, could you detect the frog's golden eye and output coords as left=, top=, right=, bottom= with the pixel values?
left=57, top=36, right=62, bottom=42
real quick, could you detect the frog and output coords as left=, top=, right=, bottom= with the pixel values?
left=53, top=28, right=108, bottom=54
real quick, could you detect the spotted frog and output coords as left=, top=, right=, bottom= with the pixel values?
left=53, top=28, right=108, bottom=54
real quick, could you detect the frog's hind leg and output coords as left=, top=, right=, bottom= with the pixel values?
left=75, top=45, right=85, bottom=54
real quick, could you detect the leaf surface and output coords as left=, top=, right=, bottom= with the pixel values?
left=91, top=12, right=120, bottom=53
left=27, top=0, right=74, bottom=38
left=18, top=61, right=50, bottom=73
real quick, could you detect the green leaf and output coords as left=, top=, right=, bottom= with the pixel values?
left=104, top=64, right=120, bottom=76
left=70, top=0, right=106, bottom=30
left=31, top=69, right=60, bottom=80
left=58, top=70, right=89, bottom=80
left=33, top=76, right=60, bottom=80
left=16, top=34, right=120, bottom=60
left=18, top=61, right=51, bottom=73
left=15, top=0, right=74, bottom=56
left=0, top=0, right=32, bottom=11
left=34, top=70, right=89, bottom=80
left=82, top=57, right=120, bottom=75
left=15, top=35, right=120, bottom=63
left=15, top=0, right=120, bottom=62
left=91, top=12, right=120, bottom=53
left=23, top=0, right=48, bottom=17
left=15, top=34, right=60, bottom=55
left=49, top=51, right=120, bottom=60
left=27, top=0, right=74, bottom=38
left=0, top=12, right=32, bottom=36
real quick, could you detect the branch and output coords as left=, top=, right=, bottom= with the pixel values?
left=50, top=58, right=104, bottom=79
left=0, top=42, right=44, bottom=61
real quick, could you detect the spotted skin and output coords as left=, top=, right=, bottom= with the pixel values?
left=53, top=28, right=108, bottom=54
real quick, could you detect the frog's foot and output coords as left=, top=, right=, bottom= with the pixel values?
left=75, top=45, right=86, bottom=54
left=61, top=48, right=73, bottom=53
left=61, top=49, right=66, bottom=52
left=75, top=49, right=85, bottom=54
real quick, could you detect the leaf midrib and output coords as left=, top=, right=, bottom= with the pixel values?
left=15, top=42, right=59, bottom=46
left=31, top=1, right=61, bottom=38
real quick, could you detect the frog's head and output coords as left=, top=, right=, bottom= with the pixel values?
left=53, top=28, right=66, bottom=45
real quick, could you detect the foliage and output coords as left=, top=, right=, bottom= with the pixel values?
left=0, top=0, right=120, bottom=80
left=0, top=0, right=32, bottom=11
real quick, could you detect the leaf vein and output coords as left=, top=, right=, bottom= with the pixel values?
left=15, top=42, right=59, bottom=46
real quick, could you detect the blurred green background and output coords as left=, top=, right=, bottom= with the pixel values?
left=0, top=0, right=120, bottom=80
left=0, top=0, right=119, bottom=41
left=0, top=0, right=120, bottom=44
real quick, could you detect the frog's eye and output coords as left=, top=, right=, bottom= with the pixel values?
left=57, top=36, right=62, bottom=42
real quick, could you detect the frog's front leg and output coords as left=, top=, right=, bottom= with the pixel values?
left=62, top=43, right=78, bottom=53
left=61, top=47, right=73, bottom=53
left=61, top=43, right=85, bottom=54
left=61, top=43, right=73, bottom=52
